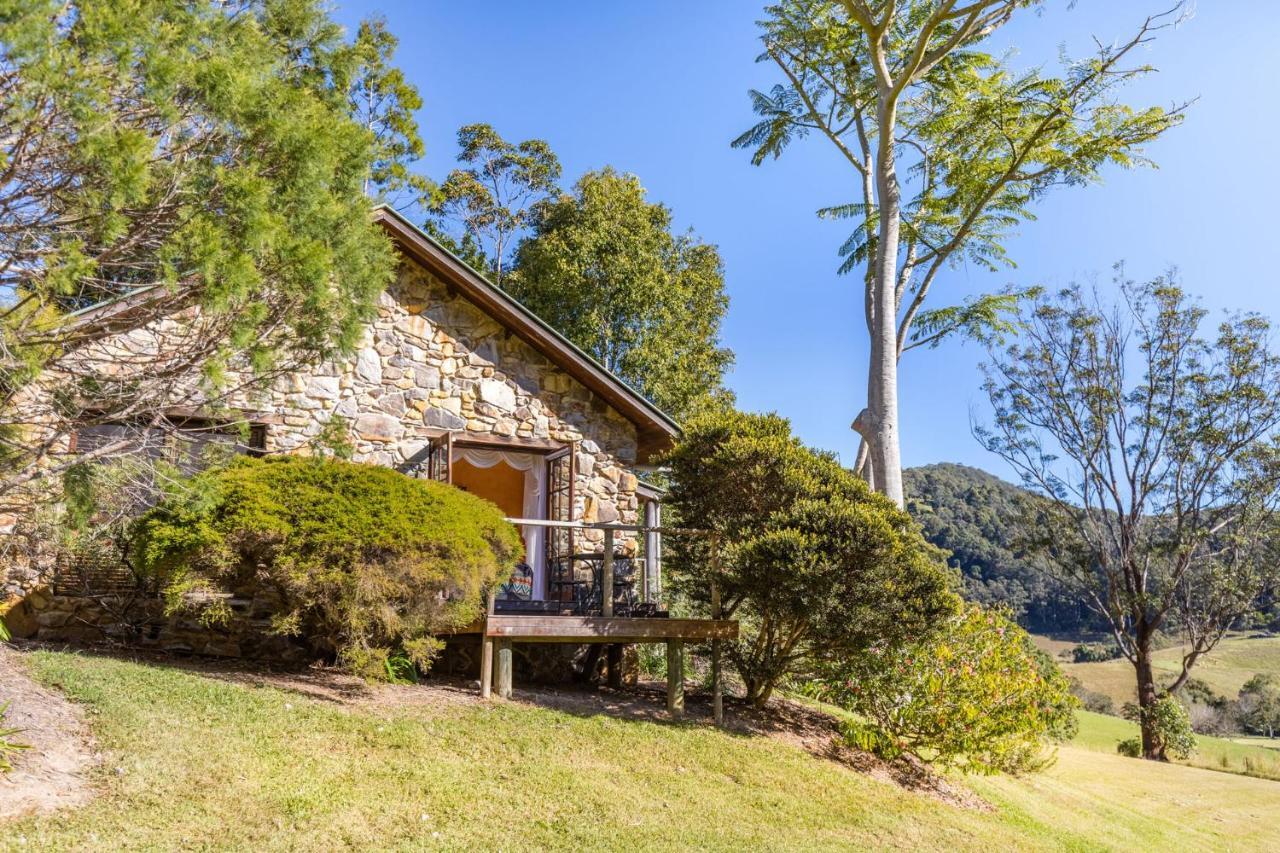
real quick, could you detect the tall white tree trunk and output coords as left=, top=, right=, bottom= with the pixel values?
left=858, top=98, right=905, bottom=508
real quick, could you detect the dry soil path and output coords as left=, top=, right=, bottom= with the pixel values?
left=0, top=645, right=95, bottom=820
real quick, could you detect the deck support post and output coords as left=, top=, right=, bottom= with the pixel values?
left=496, top=639, right=513, bottom=699
left=601, top=528, right=614, bottom=618
left=480, top=589, right=496, bottom=699
left=480, top=637, right=494, bottom=699
left=606, top=643, right=623, bottom=689
left=666, top=639, right=684, bottom=719
left=711, top=577, right=723, bottom=727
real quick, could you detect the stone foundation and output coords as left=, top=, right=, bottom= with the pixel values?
left=3, top=588, right=309, bottom=663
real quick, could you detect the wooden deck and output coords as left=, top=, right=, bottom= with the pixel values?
left=485, top=614, right=738, bottom=643
left=473, top=611, right=737, bottom=724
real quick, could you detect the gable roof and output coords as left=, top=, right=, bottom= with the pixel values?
left=371, top=205, right=680, bottom=460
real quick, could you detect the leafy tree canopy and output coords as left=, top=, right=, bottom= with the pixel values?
left=509, top=168, right=734, bottom=420
left=734, top=0, right=1186, bottom=503
left=0, top=0, right=426, bottom=494
left=428, top=123, right=561, bottom=284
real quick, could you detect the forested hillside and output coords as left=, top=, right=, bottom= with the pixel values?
left=903, top=463, right=1099, bottom=634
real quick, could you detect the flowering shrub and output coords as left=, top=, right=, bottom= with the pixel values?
left=815, top=603, right=1078, bottom=774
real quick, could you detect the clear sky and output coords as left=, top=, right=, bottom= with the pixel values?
left=331, top=1, right=1280, bottom=479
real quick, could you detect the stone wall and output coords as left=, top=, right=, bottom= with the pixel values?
left=243, top=259, right=643, bottom=549
left=0, top=256, right=653, bottom=670
left=4, top=587, right=309, bottom=662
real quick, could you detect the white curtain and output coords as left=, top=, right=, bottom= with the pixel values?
left=454, top=447, right=547, bottom=599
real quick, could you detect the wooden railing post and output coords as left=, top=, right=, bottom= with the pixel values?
left=601, top=527, right=615, bottom=618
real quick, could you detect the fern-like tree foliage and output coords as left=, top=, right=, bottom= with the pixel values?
left=733, top=0, right=1187, bottom=505
left=979, top=275, right=1280, bottom=760
left=0, top=0, right=428, bottom=499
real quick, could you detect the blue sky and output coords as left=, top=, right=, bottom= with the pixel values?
left=332, top=1, right=1280, bottom=479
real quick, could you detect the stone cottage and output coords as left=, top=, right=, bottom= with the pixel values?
left=256, top=205, right=679, bottom=600
left=3, top=206, right=680, bottom=653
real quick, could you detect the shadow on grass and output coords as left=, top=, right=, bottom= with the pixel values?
left=16, top=639, right=985, bottom=808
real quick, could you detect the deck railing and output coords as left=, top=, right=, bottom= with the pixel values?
left=493, top=517, right=726, bottom=724
left=503, top=517, right=711, bottom=617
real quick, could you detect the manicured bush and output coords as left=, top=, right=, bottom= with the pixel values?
left=815, top=604, right=1079, bottom=775
left=662, top=410, right=958, bottom=705
left=132, top=456, right=522, bottom=679
left=1122, top=696, right=1197, bottom=761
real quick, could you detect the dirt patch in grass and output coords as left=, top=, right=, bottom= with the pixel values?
left=0, top=645, right=96, bottom=820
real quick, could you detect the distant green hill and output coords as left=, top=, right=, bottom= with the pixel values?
left=903, top=463, right=1098, bottom=634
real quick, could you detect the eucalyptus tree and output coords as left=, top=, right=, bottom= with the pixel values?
left=0, top=0, right=425, bottom=497
left=430, top=124, right=561, bottom=285
left=980, top=278, right=1280, bottom=760
left=734, top=0, right=1186, bottom=505
left=509, top=168, right=734, bottom=420
left=347, top=17, right=434, bottom=209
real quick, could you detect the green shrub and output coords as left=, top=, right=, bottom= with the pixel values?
left=0, top=620, right=24, bottom=773
left=815, top=604, right=1079, bottom=775
left=132, top=456, right=522, bottom=679
left=0, top=700, right=28, bottom=774
left=1070, top=642, right=1122, bottom=663
left=662, top=410, right=958, bottom=705
left=1116, top=737, right=1142, bottom=758
left=1122, top=696, right=1197, bottom=760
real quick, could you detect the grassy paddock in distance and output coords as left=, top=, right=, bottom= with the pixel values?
left=1046, top=633, right=1280, bottom=708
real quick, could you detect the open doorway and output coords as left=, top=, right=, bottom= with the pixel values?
left=449, top=447, right=548, bottom=599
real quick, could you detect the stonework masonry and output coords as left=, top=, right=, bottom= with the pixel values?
left=250, top=260, right=643, bottom=547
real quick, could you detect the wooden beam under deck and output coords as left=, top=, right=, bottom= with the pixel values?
left=484, top=614, right=738, bottom=644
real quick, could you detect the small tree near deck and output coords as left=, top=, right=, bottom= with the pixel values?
left=979, top=277, right=1280, bottom=760
left=662, top=410, right=958, bottom=705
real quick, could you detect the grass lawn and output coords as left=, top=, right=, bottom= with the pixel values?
left=1060, top=634, right=1280, bottom=708
left=6, top=651, right=1279, bottom=851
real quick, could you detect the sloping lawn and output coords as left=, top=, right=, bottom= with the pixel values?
left=1070, top=710, right=1280, bottom=781
left=6, top=651, right=1279, bottom=851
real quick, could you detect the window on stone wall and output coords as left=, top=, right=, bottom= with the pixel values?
left=72, top=419, right=267, bottom=475
left=61, top=419, right=267, bottom=597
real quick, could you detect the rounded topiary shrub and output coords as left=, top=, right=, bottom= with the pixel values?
left=132, top=456, right=522, bottom=679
